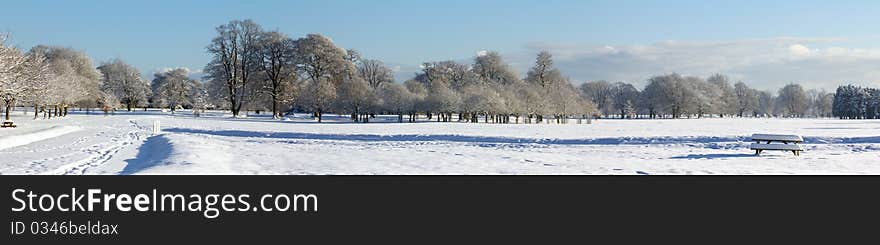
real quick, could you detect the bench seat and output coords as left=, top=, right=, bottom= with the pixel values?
left=751, top=134, right=803, bottom=142
left=750, top=143, right=802, bottom=151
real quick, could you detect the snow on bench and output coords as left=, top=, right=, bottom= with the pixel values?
left=749, top=134, right=804, bottom=156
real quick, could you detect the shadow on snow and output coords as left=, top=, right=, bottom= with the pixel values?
left=120, top=135, right=173, bottom=175
left=162, top=127, right=749, bottom=146
left=669, top=153, right=757, bottom=159
left=162, top=128, right=880, bottom=146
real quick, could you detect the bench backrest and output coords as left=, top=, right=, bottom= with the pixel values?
left=751, top=134, right=803, bottom=142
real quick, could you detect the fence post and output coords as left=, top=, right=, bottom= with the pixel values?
left=153, top=120, right=161, bottom=134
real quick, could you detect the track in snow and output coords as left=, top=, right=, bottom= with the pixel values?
left=42, top=120, right=148, bottom=175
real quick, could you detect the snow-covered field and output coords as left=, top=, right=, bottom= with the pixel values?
left=1, top=109, right=878, bottom=175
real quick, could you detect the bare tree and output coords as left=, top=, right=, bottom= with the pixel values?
left=357, top=59, right=394, bottom=89
left=756, top=90, right=776, bottom=117
left=256, top=31, right=298, bottom=119
left=205, top=19, right=263, bottom=117
left=777, top=83, right=808, bottom=117
left=580, top=80, right=613, bottom=117
left=610, top=82, right=639, bottom=119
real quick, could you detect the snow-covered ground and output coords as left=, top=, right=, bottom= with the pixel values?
left=1, top=109, right=878, bottom=175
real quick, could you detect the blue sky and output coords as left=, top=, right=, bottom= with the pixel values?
left=3, top=0, right=880, bottom=89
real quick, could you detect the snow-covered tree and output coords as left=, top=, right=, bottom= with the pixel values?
left=692, top=77, right=722, bottom=118
left=549, top=81, right=591, bottom=123
left=301, top=78, right=336, bottom=122
left=525, top=51, right=562, bottom=88
left=294, top=33, right=352, bottom=122
left=378, top=82, right=413, bottom=123
left=33, top=45, right=101, bottom=113
left=413, top=61, right=472, bottom=121
left=334, top=76, right=374, bottom=122
left=0, top=35, right=26, bottom=123
left=776, top=83, right=808, bottom=117
left=152, top=68, right=199, bottom=113
left=707, top=74, right=738, bottom=117
left=517, top=83, right=545, bottom=123
left=525, top=51, right=568, bottom=122
left=734, top=82, right=758, bottom=117
left=472, top=50, right=519, bottom=86
left=642, top=73, right=698, bottom=118
left=97, top=59, right=150, bottom=111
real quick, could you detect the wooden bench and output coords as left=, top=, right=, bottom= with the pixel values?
left=1, top=121, right=16, bottom=128
left=750, top=134, right=803, bottom=156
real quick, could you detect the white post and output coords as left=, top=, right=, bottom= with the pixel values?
left=153, top=120, right=161, bottom=134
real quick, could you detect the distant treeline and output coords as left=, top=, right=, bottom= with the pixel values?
left=833, top=85, right=880, bottom=119
left=579, top=75, right=834, bottom=119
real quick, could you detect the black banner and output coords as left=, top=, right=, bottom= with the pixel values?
left=2, top=176, right=879, bottom=243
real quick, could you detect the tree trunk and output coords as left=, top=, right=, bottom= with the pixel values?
left=4, top=103, right=11, bottom=121
left=272, top=96, right=279, bottom=119
left=230, top=99, right=240, bottom=117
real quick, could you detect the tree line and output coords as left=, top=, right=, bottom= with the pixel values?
left=200, top=19, right=594, bottom=123
left=3, top=20, right=879, bottom=126
left=833, top=85, right=880, bottom=119
left=580, top=74, right=836, bottom=119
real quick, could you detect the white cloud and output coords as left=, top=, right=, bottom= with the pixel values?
left=153, top=66, right=191, bottom=75
left=148, top=67, right=202, bottom=81
left=788, top=44, right=812, bottom=57
left=515, top=37, right=880, bottom=90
